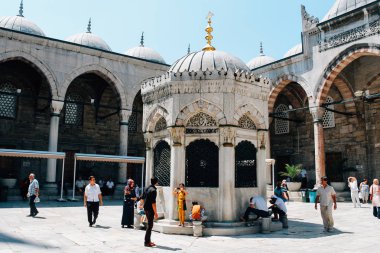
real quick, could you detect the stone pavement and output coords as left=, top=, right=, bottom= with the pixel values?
left=0, top=200, right=379, bottom=253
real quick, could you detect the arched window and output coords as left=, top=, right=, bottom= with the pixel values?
left=153, top=141, right=171, bottom=186
left=64, top=93, right=83, bottom=125
left=238, top=114, right=257, bottom=130
left=128, top=105, right=137, bottom=133
left=186, top=139, right=218, bottom=187
left=275, top=104, right=289, bottom=134
left=322, top=96, right=335, bottom=128
left=0, top=82, right=17, bottom=118
left=154, top=117, right=167, bottom=132
left=235, top=141, right=257, bottom=187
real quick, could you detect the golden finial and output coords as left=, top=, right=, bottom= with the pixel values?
left=202, top=11, right=216, bottom=51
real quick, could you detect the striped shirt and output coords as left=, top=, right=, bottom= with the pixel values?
left=28, top=179, right=39, bottom=196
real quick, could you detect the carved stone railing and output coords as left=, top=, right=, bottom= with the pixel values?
left=319, top=20, right=380, bottom=51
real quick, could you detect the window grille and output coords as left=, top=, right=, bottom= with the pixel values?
left=0, top=82, right=17, bottom=118
left=64, top=93, right=83, bottom=125
left=238, top=114, right=256, bottom=130
left=187, top=112, right=217, bottom=127
left=154, top=117, right=167, bottom=132
left=128, top=106, right=137, bottom=133
left=153, top=141, right=171, bottom=186
left=322, top=96, right=335, bottom=128
left=235, top=141, right=257, bottom=187
left=275, top=104, right=289, bottom=134
left=186, top=139, right=218, bottom=187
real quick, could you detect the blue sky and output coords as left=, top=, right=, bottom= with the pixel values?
left=1, top=0, right=335, bottom=64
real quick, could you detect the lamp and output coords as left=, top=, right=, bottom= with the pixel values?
left=16, top=89, right=22, bottom=94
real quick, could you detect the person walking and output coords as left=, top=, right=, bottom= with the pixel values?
left=315, top=176, right=337, bottom=232
left=121, top=179, right=137, bottom=228
left=141, top=177, right=158, bottom=247
left=173, top=183, right=188, bottom=227
left=27, top=173, right=39, bottom=217
left=84, top=176, right=103, bottom=227
left=348, top=176, right=361, bottom=208
left=369, top=179, right=380, bottom=219
left=359, top=179, right=369, bottom=204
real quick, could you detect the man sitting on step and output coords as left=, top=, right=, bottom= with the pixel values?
left=240, top=195, right=270, bottom=222
left=269, top=195, right=287, bottom=221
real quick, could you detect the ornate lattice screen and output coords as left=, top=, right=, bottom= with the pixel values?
left=275, top=104, right=289, bottom=134
left=64, top=93, right=83, bottom=125
left=0, top=82, right=17, bottom=118
left=153, top=141, right=171, bottom=186
left=322, top=96, right=335, bottom=128
left=235, top=141, right=257, bottom=187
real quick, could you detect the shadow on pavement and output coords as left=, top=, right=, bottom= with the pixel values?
left=235, top=220, right=353, bottom=239
left=0, top=200, right=123, bottom=208
left=155, top=245, right=182, bottom=251
left=94, top=225, right=111, bottom=229
left=0, top=232, right=53, bottom=248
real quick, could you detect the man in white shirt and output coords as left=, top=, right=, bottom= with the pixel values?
left=315, top=176, right=337, bottom=232
left=348, top=176, right=361, bottom=208
left=75, top=177, right=85, bottom=194
left=84, top=176, right=103, bottom=227
left=269, top=195, right=287, bottom=220
left=106, top=178, right=115, bottom=196
left=240, top=195, right=269, bottom=222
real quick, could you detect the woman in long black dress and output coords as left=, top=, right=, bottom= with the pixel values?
left=121, top=179, right=137, bottom=228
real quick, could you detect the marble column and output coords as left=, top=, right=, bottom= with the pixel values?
left=168, top=127, right=185, bottom=220
left=143, top=132, right=153, bottom=188
left=311, top=107, right=326, bottom=186
left=218, top=127, right=236, bottom=221
left=256, top=131, right=268, bottom=196
left=118, top=109, right=131, bottom=183
left=46, top=100, right=64, bottom=184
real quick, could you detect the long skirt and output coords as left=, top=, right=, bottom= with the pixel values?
left=121, top=203, right=134, bottom=226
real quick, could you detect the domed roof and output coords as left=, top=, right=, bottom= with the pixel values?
left=0, top=2, right=45, bottom=36
left=65, top=19, right=111, bottom=51
left=169, top=50, right=249, bottom=73
left=284, top=43, right=303, bottom=58
left=247, top=43, right=276, bottom=69
left=322, top=0, right=376, bottom=22
left=125, top=33, right=166, bottom=64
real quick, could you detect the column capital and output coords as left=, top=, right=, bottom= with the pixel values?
left=220, top=127, right=236, bottom=147
left=51, top=100, right=64, bottom=116
left=143, top=132, right=153, bottom=150
left=119, top=109, right=132, bottom=124
left=168, top=127, right=185, bottom=146
left=310, top=107, right=325, bottom=123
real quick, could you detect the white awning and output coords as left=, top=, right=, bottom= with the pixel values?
left=74, top=153, right=145, bottom=164
left=0, top=149, right=65, bottom=159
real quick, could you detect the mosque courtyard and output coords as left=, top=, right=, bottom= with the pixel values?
left=0, top=200, right=378, bottom=253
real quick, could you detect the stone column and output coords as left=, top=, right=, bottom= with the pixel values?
left=257, top=130, right=268, bottom=196
left=118, top=109, right=132, bottom=183
left=311, top=107, right=326, bottom=186
left=168, top=127, right=185, bottom=220
left=46, top=100, right=64, bottom=184
left=143, top=132, right=153, bottom=188
left=218, top=127, right=236, bottom=221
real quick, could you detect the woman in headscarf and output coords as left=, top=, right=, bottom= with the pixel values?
left=121, top=179, right=137, bottom=228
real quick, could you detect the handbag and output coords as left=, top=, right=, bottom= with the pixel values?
left=34, top=197, right=40, bottom=203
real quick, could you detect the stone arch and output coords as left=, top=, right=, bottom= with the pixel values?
left=60, top=64, right=127, bottom=108
left=268, top=74, right=313, bottom=115
left=0, top=51, right=59, bottom=99
left=144, top=105, right=169, bottom=132
left=367, top=73, right=380, bottom=87
left=175, top=99, right=227, bottom=126
left=234, top=104, right=266, bottom=129
left=316, top=44, right=380, bottom=106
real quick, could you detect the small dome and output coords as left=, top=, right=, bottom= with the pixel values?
left=247, top=43, right=275, bottom=69
left=125, top=33, right=165, bottom=64
left=126, top=47, right=165, bottom=64
left=284, top=43, right=303, bottom=58
left=322, top=0, right=376, bottom=22
left=169, top=50, right=249, bottom=73
left=65, top=19, right=111, bottom=51
left=0, top=3, right=45, bottom=37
